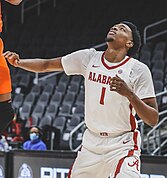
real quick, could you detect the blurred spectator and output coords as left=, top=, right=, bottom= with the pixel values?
left=23, top=126, right=47, bottom=151
left=0, top=135, right=10, bottom=151
left=11, top=115, right=24, bottom=143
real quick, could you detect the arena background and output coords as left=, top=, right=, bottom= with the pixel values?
left=4, top=0, right=167, bottom=37
left=0, top=0, right=167, bottom=177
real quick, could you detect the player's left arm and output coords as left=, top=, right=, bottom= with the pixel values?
left=110, top=75, right=159, bottom=127
left=5, top=0, right=22, bottom=5
left=128, top=94, right=158, bottom=127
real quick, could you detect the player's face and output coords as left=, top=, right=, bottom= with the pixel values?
left=106, top=23, right=133, bottom=45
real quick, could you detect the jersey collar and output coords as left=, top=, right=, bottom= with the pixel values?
left=101, top=52, right=131, bottom=70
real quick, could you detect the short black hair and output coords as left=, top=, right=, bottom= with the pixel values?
left=29, top=125, right=43, bottom=137
left=121, top=21, right=141, bottom=57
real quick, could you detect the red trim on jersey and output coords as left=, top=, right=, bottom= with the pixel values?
left=101, top=52, right=131, bottom=70
left=129, top=104, right=136, bottom=131
left=113, top=131, right=139, bottom=177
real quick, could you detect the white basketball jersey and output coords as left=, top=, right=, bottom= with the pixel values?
left=61, top=48, right=155, bottom=134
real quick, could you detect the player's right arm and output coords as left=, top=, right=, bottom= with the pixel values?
left=3, top=51, right=64, bottom=73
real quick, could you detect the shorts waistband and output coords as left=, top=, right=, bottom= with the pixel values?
left=0, top=99, right=11, bottom=104
left=88, top=129, right=129, bottom=137
left=0, top=100, right=12, bottom=110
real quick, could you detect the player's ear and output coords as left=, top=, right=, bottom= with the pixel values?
left=126, top=40, right=134, bottom=48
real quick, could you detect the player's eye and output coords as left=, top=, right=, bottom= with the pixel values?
left=120, top=28, right=126, bottom=32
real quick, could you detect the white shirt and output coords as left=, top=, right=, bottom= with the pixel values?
left=61, top=48, right=155, bottom=134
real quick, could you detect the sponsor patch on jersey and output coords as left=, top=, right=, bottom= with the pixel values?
left=118, top=69, right=123, bottom=74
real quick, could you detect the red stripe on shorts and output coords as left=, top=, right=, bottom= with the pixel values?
left=113, top=150, right=134, bottom=177
left=113, top=131, right=139, bottom=177
left=67, top=164, right=73, bottom=178
left=68, top=146, right=82, bottom=178
left=133, top=130, right=139, bottom=150
left=129, top=104, right=136, bottom=131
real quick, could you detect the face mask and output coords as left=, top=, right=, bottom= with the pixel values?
left=29, top=133, right=39, bottom=141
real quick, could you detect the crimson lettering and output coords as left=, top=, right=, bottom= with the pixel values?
left=88, top=72, right=111, bottom=85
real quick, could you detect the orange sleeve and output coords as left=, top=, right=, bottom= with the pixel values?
left=0, top=38, right=12, bottom=94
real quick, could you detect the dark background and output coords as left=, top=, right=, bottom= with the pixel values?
left=3, top=0, right=167, bottom=44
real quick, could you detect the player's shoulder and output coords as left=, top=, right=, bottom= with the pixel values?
left=131, top=57, right=151, bottom=72
left=75, top=48, right=102, bottom=56
left=130, top=57, right=152, bottom=79
left=87, top=48, right=103, bottom=55
left=88, top=48, right=104, bottom=59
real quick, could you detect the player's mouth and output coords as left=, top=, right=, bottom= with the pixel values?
left=108, top=31, right=116, bottom=35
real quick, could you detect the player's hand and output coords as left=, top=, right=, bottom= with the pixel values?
left=5, top=0, right=22, bottom=6
left=3, top=51, right=20, bottom=67
left=110, top=74, right=133, bottom=98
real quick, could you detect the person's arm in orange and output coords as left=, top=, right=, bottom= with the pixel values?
left=5, top=0, right=22, bottom=5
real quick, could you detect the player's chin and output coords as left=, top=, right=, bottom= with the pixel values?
left=105, top=37, right=114, bottom=42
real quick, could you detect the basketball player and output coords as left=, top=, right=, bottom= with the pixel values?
left=4, top=21, right=158, bottom=178
left=0, top=0, right=22, bottom=133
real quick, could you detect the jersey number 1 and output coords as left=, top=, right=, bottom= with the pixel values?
left=100, top=87, right=106, bottom=105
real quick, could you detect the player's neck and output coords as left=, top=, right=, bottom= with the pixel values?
left=105, top=48, right=127, bottom=63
